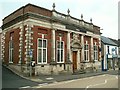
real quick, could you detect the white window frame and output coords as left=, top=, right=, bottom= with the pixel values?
left=94, top=42, right=98, bottom=61
left=9, top=37, right=13, bottom=63
left=37, top=38, right=47, bottom=64
left=84, top=41, right=89, bottom=62
left=56, top=37, right=64, bottom=63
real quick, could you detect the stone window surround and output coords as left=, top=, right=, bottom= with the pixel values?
left=84, top=41, right=89, bottom=62
left=56, top=37, right=64, bottom=63
left=9, top=33, right=14, bottom=63
left=37, top=36, right=47, bottom=64
left=94, top=42, right=98, bottom=61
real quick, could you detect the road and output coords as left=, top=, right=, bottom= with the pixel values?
left=2, top=65, right=119, bottom=89
left=32, top=74, right=118, bottom=89
left=2, top=65, right=38, bottom=89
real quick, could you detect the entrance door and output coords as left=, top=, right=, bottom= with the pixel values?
left=72, top=51, right=77, bottom=72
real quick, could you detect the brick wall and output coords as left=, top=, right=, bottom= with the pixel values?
left=32, top=25, right=51, bottom=64
left=56, top=30, right=67, bottom=63
left=84, top=36, right=91, bottom=62
left=13, top=28, right=20, bottom=64
left=3, top=4, right=52, bottom=25
left=4, top=28, right=20, bottom=64
left=93, top=38, right=100, bottom=61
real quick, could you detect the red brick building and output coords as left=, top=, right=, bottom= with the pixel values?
left=2, top=3, right=101, bottom=75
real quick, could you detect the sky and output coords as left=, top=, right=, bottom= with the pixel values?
left=0, top=0, right=119, bottom=39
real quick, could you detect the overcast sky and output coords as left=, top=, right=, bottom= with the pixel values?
left=0, top=0, right=119, bottom=39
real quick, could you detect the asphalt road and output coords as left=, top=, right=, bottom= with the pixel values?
left=2, top=65, right=120, bottom=90
left=2, top=65, right=38, bottom=89
left=32, top=74, right=118, bottom=89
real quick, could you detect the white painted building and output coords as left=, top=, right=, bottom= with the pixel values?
left=0, top=28, right=2, bottom=62
left=101, top=36, right=118, bottom=71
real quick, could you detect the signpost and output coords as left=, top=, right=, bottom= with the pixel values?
left=29, top=50, right=33, bottom=77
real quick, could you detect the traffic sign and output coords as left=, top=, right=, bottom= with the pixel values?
left=29, top=50, right=33, bottom=57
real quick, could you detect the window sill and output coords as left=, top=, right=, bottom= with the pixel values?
left=37, top=63, right=47, bottom=65
left=81, top=61, right=89, bottom=63
left=94, top=60, right=98, bottom=62
left=57, top=62, right=64, bottom=64
left=9, top=62, right=13, bottom=64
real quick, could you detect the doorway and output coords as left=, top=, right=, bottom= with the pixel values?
left=72, top=51, right=77, bottom=72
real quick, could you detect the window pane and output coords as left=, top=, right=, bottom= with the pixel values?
left=94, top=52, right=95, bottom=60
left=95, top=46, right=97, bottom=50
left=96, top=52, right=98, bottom=60
left=94, top=46, right=95, bottom=51
left=43, top=40, right=46, bottom=48
left=57, top=42, right=60, bottom=48
left=84, top=45, right=86, bottom=50
left=10, top=41, right=13, bottom=48
left=86, top=45, right=88, bottom=50
left=11, top=41, right=13, bottom=48
left=61, top=42, right=63, bottom=49
left=38, top=49, right=42, bottom=63
left=87, top=51, right=89, bottom=61
left=38, top=40, right=42, bottom=47
left=12, top=49, right=13, bottom=62
left=10, top=50, right=12, bottom=62
left=61, top=50, right=63, bottom=62
left=10, top=49, right=13, bottom=62
left=57, top=50, right=60, bottom=62
left=84, top=45, right=88, bottom=50
left=43, top=49, right=46, bottom=62
left=84, top=51, right=86, bottom=61
left=87, top=45, right=88, bottom=50
left=94, top=45, right=98, bottom=61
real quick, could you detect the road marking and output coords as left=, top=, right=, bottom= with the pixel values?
left=85, top=80, right=107, bottom=90
left=105, top=79, right=107, bottom=83
left=116, top=76, right=118, bottom=79
left=85, top=75, right=118, bottom=90
left=38, top=74, right=106, bottom=88
left=38, top=83, right=48, bottom=86
left=34, top=83, right=48, bottom=88
left=46, top=77, right=54, bottom=80
left=20, top=86, right=31, bottom=88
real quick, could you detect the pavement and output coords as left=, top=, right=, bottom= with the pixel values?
left=2, top=64, right=119, bottom=89
left=3, top=64, right=119, bottom=85
left=30, top=69, right=118, bottom=84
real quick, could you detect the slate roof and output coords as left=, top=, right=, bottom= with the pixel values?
left=101, top=36, right=117, bottom=46
left=109, top=38, right=118, bottom=45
